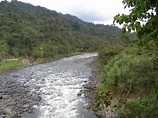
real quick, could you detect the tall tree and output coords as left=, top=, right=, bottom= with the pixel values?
left=0, top=40, right=9, bottom=61
left=114, top=0, right=158, bottom=46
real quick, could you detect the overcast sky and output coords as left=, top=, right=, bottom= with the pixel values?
left=2, top=0, right=130, bottom=26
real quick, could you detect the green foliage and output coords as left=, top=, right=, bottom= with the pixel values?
left=98, top=45, right=124, bottom=66
left=105, top=53, right=157, bottom=94
left=121, top=46, right=139, bottom=55
left=114, top=0, right=158, bottom=46
left=0, top=40, right=9, bottom=60
left=35, top=58, right=44, bottom=63
left=118, top=93, right=158, bottom=118
left=0, top=59, right=23, bottom=70
left=93, top=91, right=113, bottom=116
left=95, top=35, right=158, bottom=117
left=0, top=0, right=121, bottom=60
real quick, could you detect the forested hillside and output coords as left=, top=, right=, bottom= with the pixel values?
left=0, top=0, right=121, bottom=61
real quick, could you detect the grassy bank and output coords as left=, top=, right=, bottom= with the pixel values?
left=0, top=52, right=86, bottom=71
left=0, top=59, right=23, bottom=70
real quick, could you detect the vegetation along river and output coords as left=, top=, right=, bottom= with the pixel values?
left=0, top=53, right=98, bottom=118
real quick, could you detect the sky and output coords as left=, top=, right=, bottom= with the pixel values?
left=2, top=0, right=130, bottom=26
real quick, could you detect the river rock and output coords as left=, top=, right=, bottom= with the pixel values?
left=12, top=74, right=19, bottom=78
left=84, top=104, right=92, bottom=110
left=0, top=89, right=5, bottom=93
left=4, top=108, right=12, bottom=114
left=23, top=104, right=30, bottom=108
left=2, top=95, right=10, bottom=99
left=83, top=80, right=88, bottom=83
left=0, top=94, right=2, bottom=99
left=77, top=92, right=82, bottom=96
left=0, top=78, right=41, bottom=118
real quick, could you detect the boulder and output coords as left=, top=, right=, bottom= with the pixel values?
left=77, top=92, right=82, bottom=96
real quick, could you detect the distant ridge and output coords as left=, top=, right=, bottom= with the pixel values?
left=0, top=0, right=122, bottom=59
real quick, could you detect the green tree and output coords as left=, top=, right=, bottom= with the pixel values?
left=114, top=0, right=158, bottom=46
left=0, top=40, right=9, bottom=62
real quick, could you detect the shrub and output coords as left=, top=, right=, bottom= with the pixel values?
left=104, top=53, right=157, bottom=95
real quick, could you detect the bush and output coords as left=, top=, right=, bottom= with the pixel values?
left=98, top=45, right=123, bottom=66
left=118, top=92, right=158, bottom=118
left=95, top=37, right=158, bottom=118
left=104, top=53, right=157, bottom=95
left=98, top=51, right=158, bottom=117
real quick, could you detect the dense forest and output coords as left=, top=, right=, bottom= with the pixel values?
left=0, top=0, right=121, bottom=62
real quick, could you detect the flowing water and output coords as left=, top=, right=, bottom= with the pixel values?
left=7, top=53, right=98, bottom=118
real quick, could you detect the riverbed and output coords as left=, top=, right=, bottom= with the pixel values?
left=0, top=53, right=98, bottom=118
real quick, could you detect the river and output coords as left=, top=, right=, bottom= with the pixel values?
left=3, top=53, right=98, bottom=118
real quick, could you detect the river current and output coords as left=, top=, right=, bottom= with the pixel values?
left=10, top=53, right=97, bottom=118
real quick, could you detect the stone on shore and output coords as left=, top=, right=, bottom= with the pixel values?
left=0, top=77, right=41, bottom=118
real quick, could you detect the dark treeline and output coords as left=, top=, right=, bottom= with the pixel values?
left=0, top=0, right=121, bottom=61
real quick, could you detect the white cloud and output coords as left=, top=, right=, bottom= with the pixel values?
left=1, top=0, right=129, bottom=25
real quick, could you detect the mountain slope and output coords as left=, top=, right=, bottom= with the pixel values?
left=0, top=0, right=121, bottom=60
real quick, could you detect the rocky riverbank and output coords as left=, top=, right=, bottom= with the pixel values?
left=80, top=63, right=118, bottom=118
left=0, top=71, right=41, bottom=118
left=82, top=68, right=99, bottom=102
left=77, top=64, right=102, bottom=117
left=0, top=53, right=99, bottom=118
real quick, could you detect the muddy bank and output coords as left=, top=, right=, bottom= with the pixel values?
left=0, top=71, right=41, bottom=118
